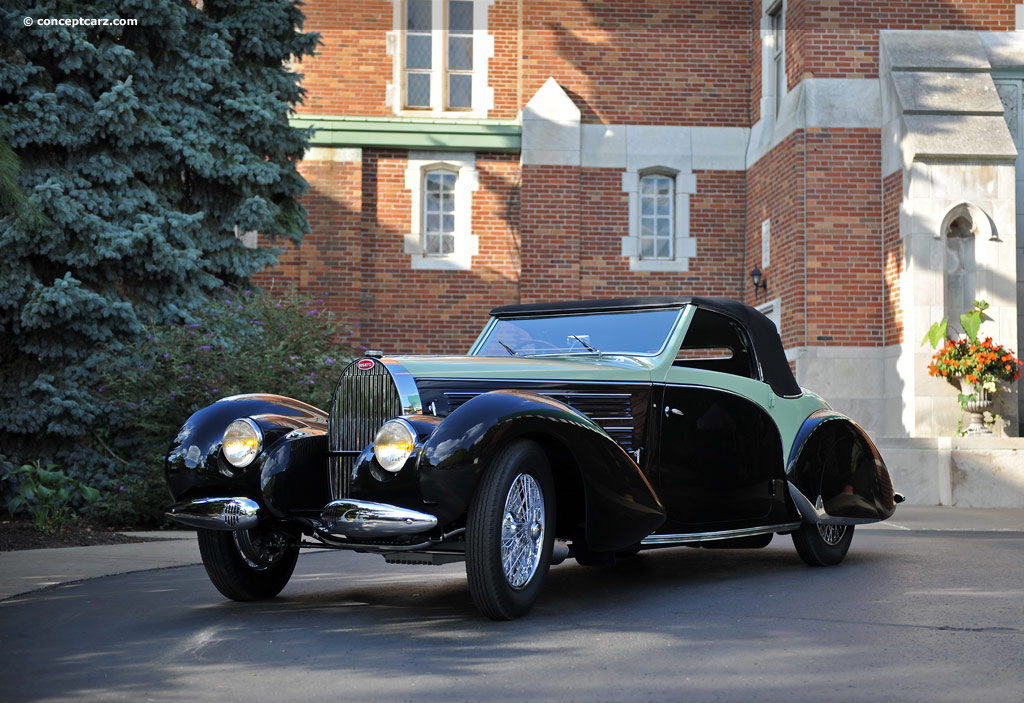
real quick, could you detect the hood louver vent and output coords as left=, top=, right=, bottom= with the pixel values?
left=444, top=391, right=637, bottom=451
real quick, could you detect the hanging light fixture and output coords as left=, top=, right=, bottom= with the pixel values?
left=750, top=267, right=768, bottom=297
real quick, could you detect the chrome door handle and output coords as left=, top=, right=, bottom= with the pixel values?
left=664, top=406, right=684, bottom=417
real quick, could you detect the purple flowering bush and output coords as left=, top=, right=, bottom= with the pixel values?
left=92, top=289, right=356, bottom=526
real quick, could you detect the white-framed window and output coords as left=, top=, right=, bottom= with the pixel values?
left=423, top=169, right=457, bottom=255
left=639, top=173, right=674, bottom=260
left=404, top=0, right=433, bottom=108
left=762, top=0, right=786, bottom=120
left=446, top=0, right=473, bottom=109
left=620, top=166, right=698, bottom=272
left=387, top=0, right=495, bottom=118
left=404, top=151, right=479, bottom=270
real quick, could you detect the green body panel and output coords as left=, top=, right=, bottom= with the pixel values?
left=291, top=115, right=521, bottom=151
left=391, top=354, right=658, bottom=383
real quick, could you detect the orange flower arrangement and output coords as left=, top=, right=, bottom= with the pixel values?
left=927, top=336, right=1022, bottom=391
left=923, top=301, right=1021, bottom=424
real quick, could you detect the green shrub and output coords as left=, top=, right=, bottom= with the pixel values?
left=87, top=473, right=174, bottom=530
left=85, top=288, right=356, bottom=527
left=2, top=460, right=100, bottom=533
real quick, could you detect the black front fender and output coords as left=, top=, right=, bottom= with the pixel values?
left=418, top=390, right=665, bottom=550
left=786, top=410, right=897, bottom=524
left=165, top=394, right=330, bottom=517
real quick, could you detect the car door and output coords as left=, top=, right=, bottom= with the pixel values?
left=653, top=308, right=784, bottom=531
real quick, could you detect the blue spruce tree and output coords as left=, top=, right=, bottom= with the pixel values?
left=0, top=1, right=319, bottom=478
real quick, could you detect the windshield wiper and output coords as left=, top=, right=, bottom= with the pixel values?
left=497, top=340, right=518, bottom=357
left=570, top=335, right=601, bottom=356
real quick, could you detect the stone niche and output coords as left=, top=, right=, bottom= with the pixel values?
left=881, top=30, right=1020, bottom=438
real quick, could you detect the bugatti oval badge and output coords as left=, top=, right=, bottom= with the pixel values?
left=357, top=359, right=375, bottom=370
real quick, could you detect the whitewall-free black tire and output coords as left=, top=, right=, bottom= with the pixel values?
left=791, top=523, right=854, bottom=567
left=197, top=526, right=299, bottom=601
left=466, top=440, right=555, bottom=620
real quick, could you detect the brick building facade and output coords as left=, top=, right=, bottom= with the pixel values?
left=255, top=0, right=1024, bottom=439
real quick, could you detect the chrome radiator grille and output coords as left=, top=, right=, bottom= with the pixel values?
left=329, top=360, right=402, bottom=498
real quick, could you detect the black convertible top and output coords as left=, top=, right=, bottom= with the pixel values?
left=490, top=296, right=801, bottom=397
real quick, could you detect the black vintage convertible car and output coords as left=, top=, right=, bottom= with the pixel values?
left=165, top=296, right=902, bottom=619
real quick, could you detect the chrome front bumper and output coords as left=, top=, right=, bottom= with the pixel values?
left=320, top=499, right=438, bottom=537
left=166, top=497, right=260, bottom=531
left=166, top=496, right=438, bottom=538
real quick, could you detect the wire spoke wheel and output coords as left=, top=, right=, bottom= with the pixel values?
left=466, top=440, right=555, bottom=620
left=500, top=473, right=545, bottom=589
left=816, top=523, right=847, bottom=547
left=792, top=521, right=855, bottom=567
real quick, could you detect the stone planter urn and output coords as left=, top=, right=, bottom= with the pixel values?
left=959, top=378, right=993, bottom=435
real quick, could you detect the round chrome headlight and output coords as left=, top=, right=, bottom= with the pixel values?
left=222, top=418, right=263, bottom=468
left=373, top=419, right=416, bottom=473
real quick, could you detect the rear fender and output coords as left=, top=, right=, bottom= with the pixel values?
left=786, top=410, right=898, bottom=525
left=419, top=390, right=665, bottom=550
left=165, top=394, right=330, bottom=517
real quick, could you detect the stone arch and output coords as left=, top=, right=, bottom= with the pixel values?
left=937, top=201, right=995, bottom=242
left=938, top=201, right=990, bottom=326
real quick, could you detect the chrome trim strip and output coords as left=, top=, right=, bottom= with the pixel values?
left=640, top=522, right=801, bottom=545
left=166, top=497, right=260, bottom=531
left=550, top=392, right=632, bottom=399
left=380, top=358, right=423, bottom=415
left=310, top=527, right=465, bottom=552
left=787, top=482, right=885, bottom=526
left=320, top=499, right=438, bottom=537
left=427, top=378, right=653, bottom=388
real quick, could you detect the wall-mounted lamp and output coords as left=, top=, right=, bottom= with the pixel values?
left=750, top=266, right=768, bottom=297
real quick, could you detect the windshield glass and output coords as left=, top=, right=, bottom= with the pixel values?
left=473, top=308, right=684, bottom=357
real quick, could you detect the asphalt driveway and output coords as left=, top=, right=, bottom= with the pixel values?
left=1, top=510, right=1022, bottom=703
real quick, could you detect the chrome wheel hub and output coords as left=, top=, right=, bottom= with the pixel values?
left=501, top=473, right=545, bottom=590
left=234, top=528, right=290, bottom=570
left=817, top=523, right=847, bottom=546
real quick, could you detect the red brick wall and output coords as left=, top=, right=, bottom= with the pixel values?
left=751, top=0, right=1015, bottom=116
left=520, top=164, right=581, bottom=302
left=253, top=157, right=365, bottom=349
left=294, top=0, right=521, bottom=119
left=522, top=0, right=752, bottom=126
left=296, top=1, right=393, bottom=116
left=271, top=1, right=1017, bottom=361
left=358, top=149, right=521, bottom=353
left=802, top=0, right=1014, bottom=79
left=746, top=129, right=885, bottom=351
left=259, top=149, right=521, bottom=354
left=489, top=0, right=521, bottom=118
left=804, top=128, right=883, bottom=346
left=519, top=166, right=748, bottom=304
left=746, top=132, right=807, bottom=350
left=883, top=169, right=904, bottom=346
left=574, top=169, right=746, bottom=300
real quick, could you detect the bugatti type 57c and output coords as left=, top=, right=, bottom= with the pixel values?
left=165, top=296, right=903, bottom=619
